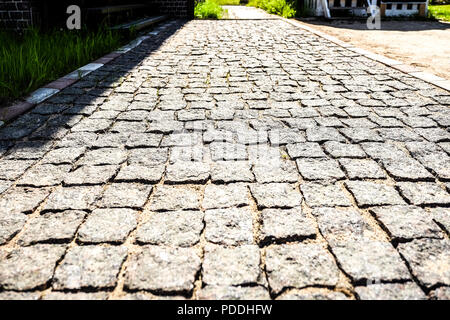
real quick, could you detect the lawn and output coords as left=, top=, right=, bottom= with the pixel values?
left=216, top=0, right=241, bottom=4
left=194, top=0, right=244, bottom=19
left=195, top=0, right=226, bottom=19
left=247, top=0, right=297, bottom=18
left=428, top=4, right=450, bottom=21
left=0, top=27, right=130, bottom=108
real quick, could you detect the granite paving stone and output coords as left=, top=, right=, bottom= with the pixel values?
left=265, top=243, right=340, bottom=294
left=53, top=245, right=127, bottom=290
left=77, top=208, right=137, bottom=243
left=0, top=13, right=448, bottom=300
left=136, top=210, right=203, bottom=247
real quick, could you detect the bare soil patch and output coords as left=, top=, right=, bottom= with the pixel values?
left=295, top=19, right=450, bottom=80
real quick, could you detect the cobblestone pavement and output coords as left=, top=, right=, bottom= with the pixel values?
left=0, top=16, right=449, bottom=300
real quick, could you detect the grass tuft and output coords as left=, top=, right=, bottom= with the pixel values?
left=195, top=0, right=225, bottom=19
left=247, top=0, right=297, bottom=18
left=0, top=27, right=128, bottom=107
left=428, top=4, right=450, bottom=21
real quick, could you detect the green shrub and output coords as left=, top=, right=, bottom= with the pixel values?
left=0, top=27, right=126, bottom=107
left=216, top=0, right=241, bottom=4
left=195, top=0, right=225, bottom=19
left=247, top=0, right=297, bottom=18
left=428, top=4, right=450, bottom=21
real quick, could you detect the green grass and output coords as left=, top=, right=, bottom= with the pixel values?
left=428, top=4, right=450, bottom=21
left=195, top=0, right=226, bottom=19
left=216, top=0, right=241, bottom=4
left=0, top=27, right=129, bottom=107
left=247, top=0, right=297, bottom=18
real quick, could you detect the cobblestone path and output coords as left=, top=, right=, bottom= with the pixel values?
left=0, top=16, right=449, bottom=300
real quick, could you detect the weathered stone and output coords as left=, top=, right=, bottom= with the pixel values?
left=332, top=241, right=411, bottom=283
left=313, top=208, right=375, bottom=243
left=377, top=128, right=423, bottom=142
left=382, top=158, right=433, bottom=181
left=259, top=208, right=316, bottom=245
left=147, top=120, right=183, bottom=133
left=339, top=159, right=386, bottom=179
left=397, top=239, right=450, bottom=288
left=248, top=145, right=282, bottom=164
left=16, top=164, right=70, bottom=187
left=0, top=291, right=41, bottom=300
left=78, top=148, right=127, bottom=166
left=71, top=118, right=112, bottom=132
left=250, top=183, right=302, bottom=209
left=114, top=292, right=186, bottom=300
left=205, top=207, right=254, bottom=245
left=18, top=211, right=86, bottom=245
left=165, top=161, right=210, bottom=184
left=115, top=164, right=164, bottom=184
left=78, top=208, right=137, bottom=243
left=252, top=160, right=299, bottom=183
left=137, top=210, right=203, bottom=247
left=355, top=282, right=426, bottom=300
left=0, top=180, right=12, bottom=195
left=98, top=183, right=152, bottom=208
left=43, top=186, right=103, bottom=212
left=277, top=289, right=348, bottom=300
left=286, top=142, right=326, bottom=158
left=0, top=187, right=51, bottom=214
left=306, top=127, right=346, bottom=142
left=197, top=286, right=270, bottom=300
left=41, top=147, right=86, bottom=165
left=268, top=129, right=305, bottom=145
left=430, top=286, right=450, bottom=300
left=323, top=141, right=366, bottom=158
left=53, top=245, right=127, bottom=290
left=0, top=212, right=27, bottom=245
left=0, top=245, right=66, bottom=290
left=148, top=185, right=200, bottom=211
left=301, top=182, right=352, bottom=207
left=210, top=142, right=247, bottom=161
left=64, top=165, right=118, bottom=185
left=56, top=132, right=97, bottom=148
left=370, top=206, right=443, bottom=242
left=169, top=145, right=205, bottom=163
left=211, top=161, right=254, bottom=183
left=265, top=243, right=340, bottom=294
left=43, top=292, right=108, bottom=300
left=4, top=141, right=53, bottom=160
left=405, top=142, right=450, bottom=180
left=92, top=133, right=129, bottom=148
left=430, top=207, right=450, bottom=234
left=397, top=182, right=450, bottom=205
left=297, top=158, right=345, bottom=181
left=161, top=132, right=202, bottom=147
left=345, top=181, right=405, bottom=207
left=128, top=148, right=168, bottom=166
left=202, top=244, right=262, bottom=286
left=361, top=142, right=406, bottom=160
left=0, top=160, right=35, bottom=180
left=125, top=246, right=200, bottom=293
left=203, top=183, right=249, bottom=209
left=126, top=133, right=162, bottom=148
left=236, top=129, right=268, bottom=145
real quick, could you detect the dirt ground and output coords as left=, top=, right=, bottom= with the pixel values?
left=296, top=19, right=450, bottom=80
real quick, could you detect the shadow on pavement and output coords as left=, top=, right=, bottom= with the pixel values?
left=0, top=20, right=187, bottom=157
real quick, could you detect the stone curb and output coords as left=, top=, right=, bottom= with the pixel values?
left=0, top=18, right=172, bottom=123
left=282, top=18, right=450, bottom=93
